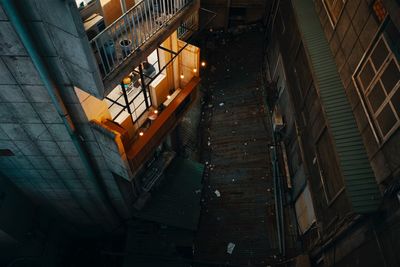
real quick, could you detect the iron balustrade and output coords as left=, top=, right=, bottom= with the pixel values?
left=90, top=0, right=193, bottom=79
left=177, top=12, right=197, bottom=39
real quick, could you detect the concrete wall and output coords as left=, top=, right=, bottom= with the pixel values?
left=0, top=175, right=35, bottom=246
left=0, top=0, right=131, bottom=229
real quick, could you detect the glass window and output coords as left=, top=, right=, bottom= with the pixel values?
left=316, top=128, right=344, bottom=203
left=355, top=35, right=400, bottom=141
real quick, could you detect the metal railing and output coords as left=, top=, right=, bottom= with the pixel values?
left=91, top=0, right=193, bottom=78
left=177, top=12, right=197, bottom=39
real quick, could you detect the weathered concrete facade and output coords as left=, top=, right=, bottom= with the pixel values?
left=264, top=0, right=400, bottom=265
left=0, top=0, right=200, bottom=236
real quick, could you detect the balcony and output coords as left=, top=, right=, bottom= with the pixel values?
left=89, top=0, right=199, bottom=92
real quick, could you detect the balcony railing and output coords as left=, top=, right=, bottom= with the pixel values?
left=90, top=0, right=193, bottom=79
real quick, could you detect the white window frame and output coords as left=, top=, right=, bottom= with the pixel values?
left=355, top=35, right=400, bottom=142
left=322, top=0, right=347, bottom=28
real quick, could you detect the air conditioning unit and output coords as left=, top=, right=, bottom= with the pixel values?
left=273, top=108, right=284, bottom=132
left=83, top=13, right=105, bottom=40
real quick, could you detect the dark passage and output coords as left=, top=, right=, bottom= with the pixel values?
left=194, top=27, right=280, bottom=266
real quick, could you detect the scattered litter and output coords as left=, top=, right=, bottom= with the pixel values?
left=208, top=104, right=213, bottom=108
left=232, top=178, right=235, bottom=182
left=226, top=68, right=230, bottom=72
left=267, top=188, right=271, bottom=192
left=244, top=142, right=247, bottom=146
left=205, top=161, right=209, bottom=165
left=227, top=243, right=235, bottom=254
left=208, top=141, right=211, bottom=146
left=219, top=102, right=225, bottom=107
left=195, top=189, right=201, bottom=194
left=214, top=190, right=221, bottom=197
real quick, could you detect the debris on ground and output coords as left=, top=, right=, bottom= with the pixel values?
left=227, top=242, right=236, bottom=254
left=214, top=190, right=221, bottom=197
left=219, top=102, right=225, bottom=107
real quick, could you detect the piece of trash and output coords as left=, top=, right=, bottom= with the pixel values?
left=226, top=68, right=230, bottom=72
left=214, top=190, right=221, bottom=197
left=219, top=102, right=225, bottom=107
left=205, top=161, right=209, bottom=165
left=208, top=141, right=211, bottom=146
left=232, top=179, right=235, bottom=182
left=208, top=104, right=213, bottom=108
left=195, top=189, right=201, bottom=194
left=244, top=142, right=247, bottom=146
left=227, top=242, right=235, bottom=254
left=267, top=188, right=271, bottom=192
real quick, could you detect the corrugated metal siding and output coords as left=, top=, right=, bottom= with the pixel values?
left=292, top=0, right=381, bottom=213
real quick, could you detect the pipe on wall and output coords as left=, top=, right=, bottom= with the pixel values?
left=1, top=0, right=120, bottom=230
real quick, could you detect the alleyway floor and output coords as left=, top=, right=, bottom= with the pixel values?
left=194, top=26, right=281, bottom=266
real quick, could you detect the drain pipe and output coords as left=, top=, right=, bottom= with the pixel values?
left=2, top=0, right=119, bottom=229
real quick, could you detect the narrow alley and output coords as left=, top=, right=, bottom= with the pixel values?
left=194, top=26, right=281, bottom=266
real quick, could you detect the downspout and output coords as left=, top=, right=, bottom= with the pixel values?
left=1, top=0, right=119, bottom=229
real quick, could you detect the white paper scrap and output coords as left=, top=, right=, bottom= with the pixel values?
left=227, top=242, right=235, bottom=254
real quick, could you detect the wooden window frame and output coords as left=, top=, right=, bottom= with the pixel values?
left=314, top=127, right=345, bottom=205
left=355, top=35, right=400, bottom=142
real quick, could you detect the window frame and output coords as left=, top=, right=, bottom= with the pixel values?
left=314, top=127, right=345, bottom=205
left=322, top=0, right=347, bottom=28
left=354, top=34, right=400, bottom=142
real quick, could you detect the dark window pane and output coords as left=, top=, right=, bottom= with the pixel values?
left=368, top=82, right=386, bottom=112
left=392, top=89, right=400, bottom=117
left=381, top=59, right=400, bottom=94
left=370, top=38, right=389, bottom=70
left=376, top=104, right=397, bottom=136
left=359, top=61, right=375, bottom=90
left=316, top=129, right=344, bottom=201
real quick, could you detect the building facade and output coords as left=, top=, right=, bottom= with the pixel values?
left=0, top=0, right=201, bottom=238
left=264, top=0, right=400, bottom=266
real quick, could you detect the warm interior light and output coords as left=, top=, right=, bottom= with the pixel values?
left=180, top=74, right=184, bottom=79
left=139, top=131, right=144, bottom=136
left=167, top=95, right=171, bottom=99
left=154, top=110, right=158, bottom=114
left=193, top=68, right=197, bottom=73
left=201, top=61, right=206, bottom=67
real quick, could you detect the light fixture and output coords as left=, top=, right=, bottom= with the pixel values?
left=167, top=95, right=171, bottom=99
left=193, top=68, right=197, bottom=73
left=139, top=131, right=144, bottom=136
left=154, top=110, right=158, bottom=114
left=201, top=61, right=206, bottom=67
left=180, top=74, right=184, bottom=79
